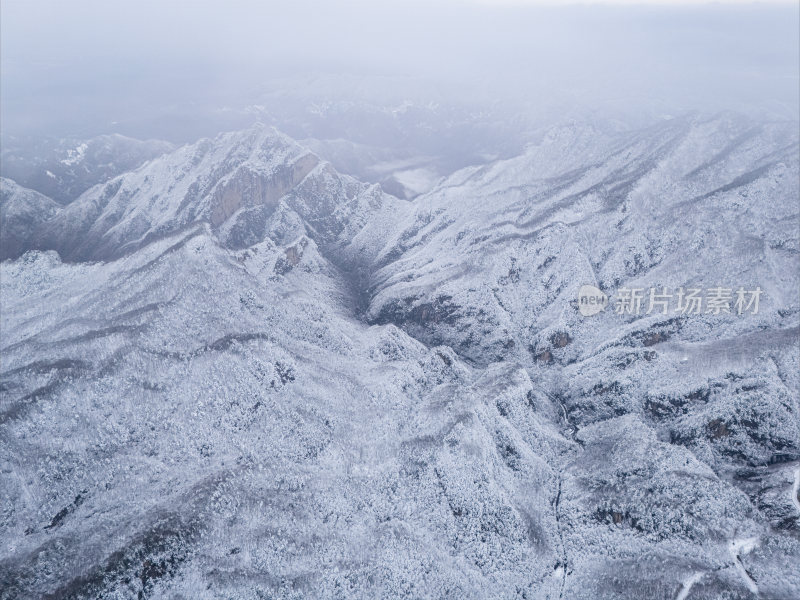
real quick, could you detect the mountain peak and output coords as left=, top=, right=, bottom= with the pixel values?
left=4, top=126, right=395, bottom=264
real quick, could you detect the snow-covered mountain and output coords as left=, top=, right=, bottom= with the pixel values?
left=1, top=114, right=798, bottom=599
left=0, top=179, right=62, bottom=260
left=2, top=126, right=399, bottom=266
left=0, top=134, right=174, bottom=205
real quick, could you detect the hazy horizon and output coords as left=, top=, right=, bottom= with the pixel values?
left=2, top=0, right=798, bottom=142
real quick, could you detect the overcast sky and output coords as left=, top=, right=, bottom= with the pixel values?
left=2, top=0, right=798, bottom=139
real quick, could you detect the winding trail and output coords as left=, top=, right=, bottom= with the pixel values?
left=676, top=572, right=703, bottom=600
left=729, top=537, right=759, bottom=596
left=552, top=475, right=567, bottom=599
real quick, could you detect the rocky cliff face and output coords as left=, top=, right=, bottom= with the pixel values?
left=1, top=114, right=798, bottom=599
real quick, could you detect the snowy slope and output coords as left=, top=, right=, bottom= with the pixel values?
left=1, top=229, right=566, bottom=599
left=362, top=113, right=800, bottom=598
left=0, top=178, right=62, bottom=260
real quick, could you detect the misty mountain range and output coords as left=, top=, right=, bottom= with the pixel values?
left=1, top=108, right=798, bottom=599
